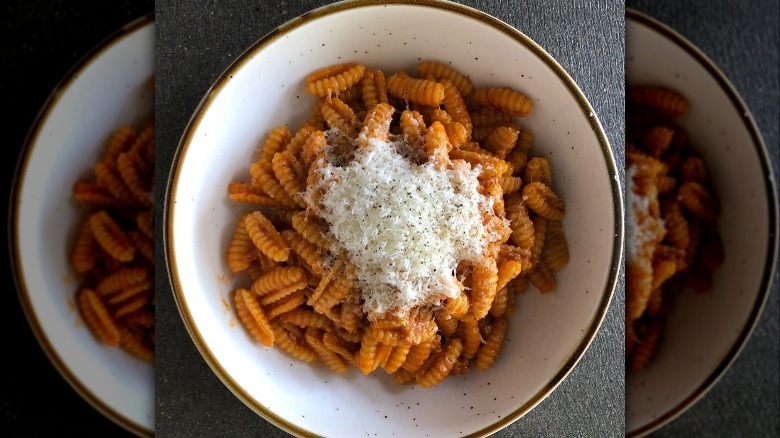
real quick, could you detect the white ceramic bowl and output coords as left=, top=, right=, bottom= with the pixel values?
left=10, top=15, right=155, bottom=437
left=165, top=1, right=622, bottom=436
left=625, top=9, right=779, bottom=437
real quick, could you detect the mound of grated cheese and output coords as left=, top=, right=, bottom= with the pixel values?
left=626, top=164, right=665, bottom=262
left=308, top=132, right=495, bottom=318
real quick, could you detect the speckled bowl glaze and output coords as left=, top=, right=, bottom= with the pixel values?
left=165, top=1, right=621, bottom=436
left=626, top=9, right=778, bottom=437
left=10, top=15, right=155, bottom=437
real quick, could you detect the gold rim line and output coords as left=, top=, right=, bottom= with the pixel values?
left=163, top=1, right=623, bottom=437
left=8, top=13, right=155, bottom=438
left=625, top=8, right=779, bottom=438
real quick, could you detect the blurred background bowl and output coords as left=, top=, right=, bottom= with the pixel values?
left=625, top=9, right=778, bottom=437
left=9, top=15, right=155, bottom=437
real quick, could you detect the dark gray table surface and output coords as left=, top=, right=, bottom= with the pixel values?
left=626, top=2, right=779, bottom=437
left=155, top=0, right=625, bottom=436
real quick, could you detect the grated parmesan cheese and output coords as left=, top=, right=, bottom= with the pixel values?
left=626, top=164, right=664, bottom=262
left=306, top=130, right=495, bottom=318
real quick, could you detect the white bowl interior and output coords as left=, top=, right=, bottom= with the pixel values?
left=169, top=3, right=619, bottom=436
left=626, top=13, right=776, bottom=436
left=14, top=21, right=155, bottom=434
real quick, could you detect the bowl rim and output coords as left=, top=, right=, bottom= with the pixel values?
left=163, top=1, right=624, bottom=436
left=7, top=13, right=155, bottom=438
left=625, top=8, right=779, bottom=438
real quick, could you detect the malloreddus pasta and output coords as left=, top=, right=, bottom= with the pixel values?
left=227, top=61, right=569, bottom=387
left=69, top=123, right=155, bottom=362
left=626, top=85, right=724, bottom=372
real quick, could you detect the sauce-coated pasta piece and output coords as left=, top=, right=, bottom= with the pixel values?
left=484, top=125, right=518, bottom=159
left=416, top=338, right=463, bottom=388
left=386, top=72, right=445, bottom=106
left=360, top=69, right=388, bottom=110
left=271, top=321, right=317, bottom=362
left=245, top=211, right=290, bottom=263
left=523, top=182, right=565, bottom=221
left=90, top=211, right=135, bottom=262
left=78, top=288, right=120, bottom=347
left=70, top=217, right=101, bottom=273
left=476, top=316, right=509, bottom=370
left=306, top=63, right=366, bottom=97
left=417, top=60, right=473, bottom=97
left=472, top=87, right=533, bottom=117
left=628, top=86, right=688, bottom=117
